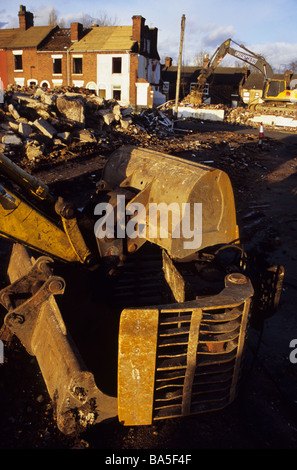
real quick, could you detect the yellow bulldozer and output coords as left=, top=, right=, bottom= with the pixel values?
left=0, top=145, right=284, bottom=434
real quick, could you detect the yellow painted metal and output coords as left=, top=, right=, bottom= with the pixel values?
left=5, top=243, right=118, bottom=435
left=118, top=273, right=254, bottom=426
left=118, top=308, right=159, bottom=425
left=0, top=185, right=81, bottom=263
left=102, top=146, right=239, bottom=260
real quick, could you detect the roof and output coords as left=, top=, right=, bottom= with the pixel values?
left=162, top=65, right=248, bottom=85
left=0, top=26, right=54, bottom=49
left=242, top=72, right=264, bottom=90
left=69, top=25, right=136, bottom=52
left=0, top=28, right=19, bottom=48
left=39, top=27, right=72, bottom=51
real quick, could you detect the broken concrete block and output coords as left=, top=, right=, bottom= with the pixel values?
left=9, top=121, right=19, bottom=132
left=112, top=104, right=122, bottom=121
left=33, top=88, right=45, bottom=100
left=90, top=96, right=105, bottom=106
left=18, top=122, right=32, bottom=138
left=2, top=134, right=22, bottom=146
left=36, top=108, right=51, bottom=120
left=57, top=131, right=71, bottom=142
left=26, top=144, right=44, bottom=161
left=8, top=104, right=20, bottom=120
left=56, top=95, right=85, bottom=124
left=41, top=93, right=57, bottom=106
left=77, top=128, right=97, bottom=143
left=98, top=109, right=115, bottom=125
left=33, top=118, right=56, bottom=138
left=121, top=107, right=133, bottom=117
left=120, top=117, right=132, bottom=130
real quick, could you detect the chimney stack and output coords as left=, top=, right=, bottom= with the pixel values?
left=132, top=15, right=145, bottom=49
left=70, top=22, right=83, bottom=42
left=18, top=5, right=34, bottom=30
left=165, top=57, right=172, bottom=68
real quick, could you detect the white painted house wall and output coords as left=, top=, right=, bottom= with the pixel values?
left=97, top=52, right=165, bottom=107
left=97, top=53, right=130, bottom=106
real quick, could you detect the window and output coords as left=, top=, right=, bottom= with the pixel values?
left=190, top=82, right=196, bottom=93
left=163, top=81, right=169, bottom=92
left=112, top=57, right=122, bottom=74
left=73, top=57, right=82, bottom=74
left=113, top=88, right=121, bottom=101
left=53, top=58, right=62, bottom=74
left=14, top=54, right=23, bottom=71
left=203, top=83, right=209, bottom=96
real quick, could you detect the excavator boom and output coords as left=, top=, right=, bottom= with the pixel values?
left=188, top=38, right=294, bottom=107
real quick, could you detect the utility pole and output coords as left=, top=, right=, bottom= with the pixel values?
left=174, top=14, right=185, bottom=117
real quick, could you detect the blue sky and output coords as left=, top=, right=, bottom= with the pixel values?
left=1, top=0, right=297, bottom=71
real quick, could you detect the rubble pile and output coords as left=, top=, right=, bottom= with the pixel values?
left=0, top=85, right=283, bottom=184
left=225, top=105, right=297, bottom=131
left=0, top=86, right=186, bottom=171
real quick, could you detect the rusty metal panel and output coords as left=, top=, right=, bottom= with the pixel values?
left=118, top=308, right=159, bottom=425
left=118, top=273, right=253, bottom=426
left=1, top=243, right=117, bottom=435
left=101, top=146, right=239, bottom=260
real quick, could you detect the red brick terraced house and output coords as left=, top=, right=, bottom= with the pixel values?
left=0, top=6, right=165, bottom=108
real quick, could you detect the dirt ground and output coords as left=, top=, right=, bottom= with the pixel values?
left=0, top=119, right=297, bottom=454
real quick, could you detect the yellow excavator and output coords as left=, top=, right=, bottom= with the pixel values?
left=188, top=38, right=297, bottom=111
left=0, top=146, right=284, bottom=435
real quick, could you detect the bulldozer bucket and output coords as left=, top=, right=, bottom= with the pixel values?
left=0, top=243, right=117, bottom=435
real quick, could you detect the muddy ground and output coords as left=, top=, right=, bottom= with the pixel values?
left=0, top=120, right=297, bottom=454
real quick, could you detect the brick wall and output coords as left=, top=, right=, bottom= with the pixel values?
left=5, top=48, right=99, bottom=90
left=6, top=48, right=38, bottom=87
left=0, top=50, right=8, bottom=88
left=129, top=53, right=138, bottom=105
left=70, top=52, right=97, bottom=87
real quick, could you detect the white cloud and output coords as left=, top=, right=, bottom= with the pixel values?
left=200, top=25, right=236, bottom=49
left=246, top=42, right=297, bottom=71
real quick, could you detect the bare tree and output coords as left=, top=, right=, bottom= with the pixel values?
left=289, top=60, right=297, bottom=73
left=48, top=8, right=58, bottom=26
left=80, top=11, right=118, bottom=27
left=192, top=50, right=209, bottom=67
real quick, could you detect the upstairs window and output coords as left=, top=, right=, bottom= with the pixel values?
left=53, top=57, right=62, bottom=74
left=73, top=57, right=82, bottom=74
left=112, top=57, right=122, bottom=74
left=14, top=54, right=23, bottom=71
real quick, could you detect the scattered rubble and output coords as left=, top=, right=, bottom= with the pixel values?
left=0, top=84, right=293, bottom=178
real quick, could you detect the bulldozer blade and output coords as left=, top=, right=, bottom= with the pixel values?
left=1, top=243, right=117, bottom=435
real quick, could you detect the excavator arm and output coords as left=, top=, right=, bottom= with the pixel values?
left=189, top=38, right=274, bottom=106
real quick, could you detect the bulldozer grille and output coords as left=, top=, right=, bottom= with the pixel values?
left=118, top=279, right=252, bottom=426
left=153, top=304, right=245, bottom=420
